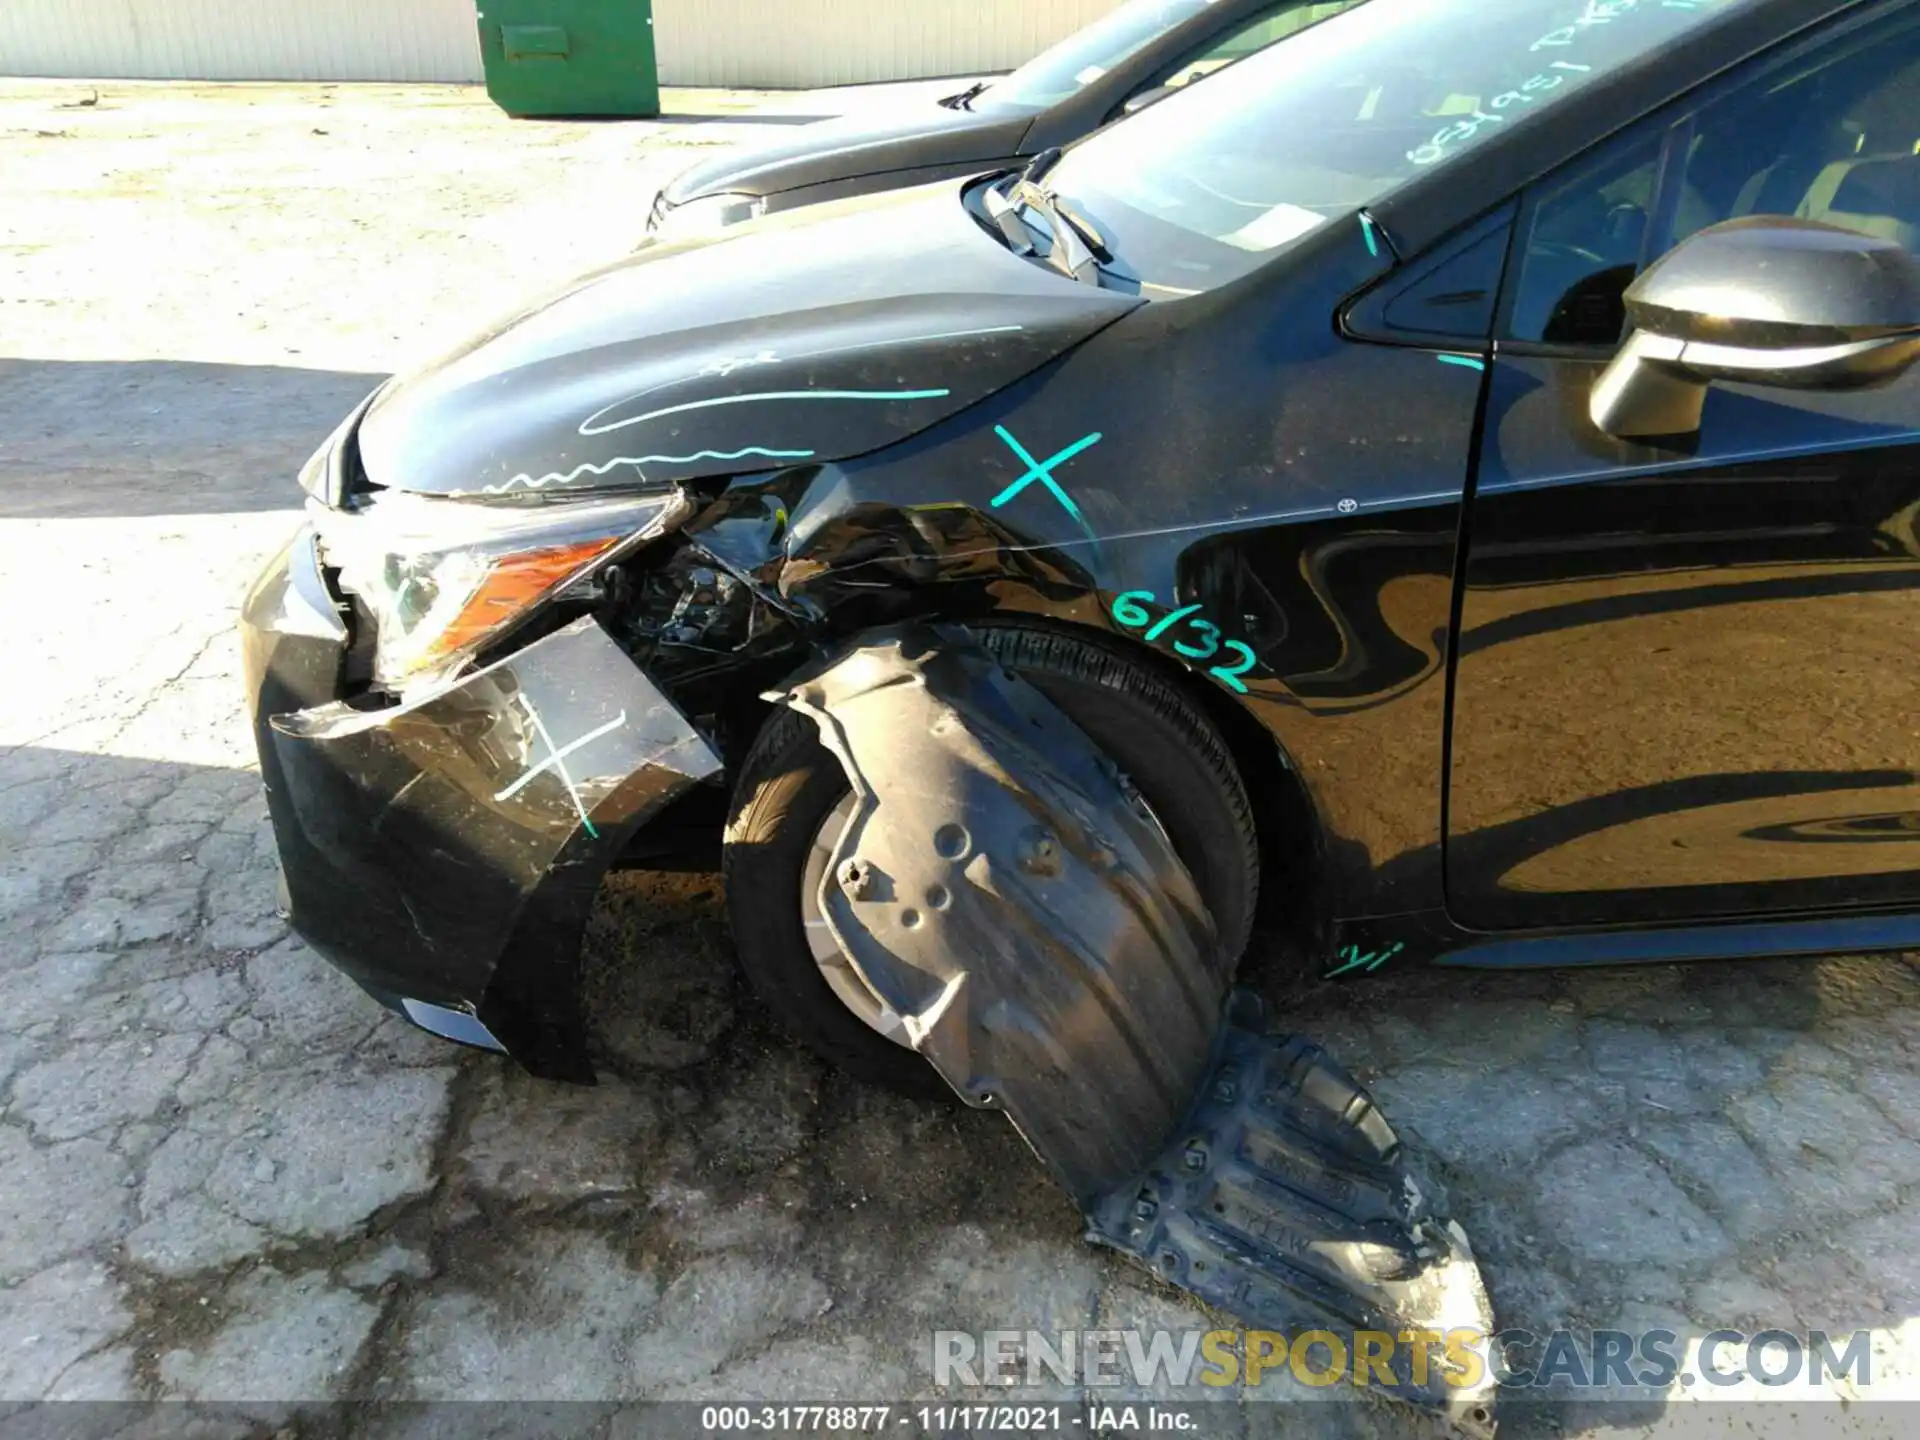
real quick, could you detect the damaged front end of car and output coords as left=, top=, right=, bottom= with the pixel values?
left=243, top=504, right=1494, bottom=1430
left=241, top=489, right=725, bottom=1078
left=242, top=194, right=1496, bottom=1429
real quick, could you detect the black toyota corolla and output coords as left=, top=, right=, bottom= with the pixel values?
left=244, top=0, right=1920, bottom=1417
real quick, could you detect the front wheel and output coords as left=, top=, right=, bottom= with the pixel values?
left=722, top=625, right=1260, bottom=1098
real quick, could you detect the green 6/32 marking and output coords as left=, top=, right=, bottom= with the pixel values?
left=1110, top=590, right=1261, bottom=694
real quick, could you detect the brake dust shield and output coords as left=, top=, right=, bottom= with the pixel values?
left=781, top=627, right=1496, bottom=1431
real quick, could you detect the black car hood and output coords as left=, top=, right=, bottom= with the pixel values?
left=660, top=104, right=1033, bottom=204
left=358, top=186, right=1140, bottom=499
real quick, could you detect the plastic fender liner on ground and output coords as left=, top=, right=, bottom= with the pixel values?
left=1091, top=1007, right=1498, bottom=1433
left=779, top=624, right=1495, bottom=1432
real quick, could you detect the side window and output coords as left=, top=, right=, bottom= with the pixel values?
left=1154, top=2, right=1357, bottom=95
left=1671, top=18, right=1920, bottom=253
left=1505, top=7, right=1920, bottom=350
left=1507, top=136, right=1663, bottom=346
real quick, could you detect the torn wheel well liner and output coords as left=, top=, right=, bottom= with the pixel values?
left=722, top=619, right=1263, bottom=1097
left=758, top=626, right=1496, bottom=1428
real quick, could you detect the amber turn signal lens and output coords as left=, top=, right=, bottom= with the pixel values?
left=422, top=535, right=625, bottom=672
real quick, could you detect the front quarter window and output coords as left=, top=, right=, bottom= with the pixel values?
left=1046, top=0, right=1749, bottom=293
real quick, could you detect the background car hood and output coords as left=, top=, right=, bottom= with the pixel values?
left=660, top=104, right=1033, bottom=204
left=358, top=185, right=1138, bottom=499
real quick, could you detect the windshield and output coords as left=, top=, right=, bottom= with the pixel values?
left=978, top=0, right=1213, bottom=112
left=1044, top=0, right=1749, bottom=292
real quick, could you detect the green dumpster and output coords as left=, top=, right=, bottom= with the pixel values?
left=476, top=0, right=660, bottom=118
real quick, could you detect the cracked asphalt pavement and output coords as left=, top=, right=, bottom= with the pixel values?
left=3, top=77, right=1919, bottom=1438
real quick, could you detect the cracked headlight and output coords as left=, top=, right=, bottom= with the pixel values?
left=649, top=190, right=768, bottom=242
left=313, top=490, right=687, bottom=692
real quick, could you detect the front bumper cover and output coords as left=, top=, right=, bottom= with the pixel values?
left=241, top=530, right=720, bottom=1080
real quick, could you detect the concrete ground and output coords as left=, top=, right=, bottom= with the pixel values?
left=2, top=77, right=1919, bottom=1437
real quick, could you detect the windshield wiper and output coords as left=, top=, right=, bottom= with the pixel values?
left=984, top=182, right=1037, bottom=257
left=996, top=150, right=1109, bottom=287
left=941, top=79, right=990, bottom=111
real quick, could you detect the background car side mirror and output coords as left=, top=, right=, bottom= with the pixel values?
left=1121, top=85, right=1174, bottom=116
left=1591, top=216, right=1920, bottom=440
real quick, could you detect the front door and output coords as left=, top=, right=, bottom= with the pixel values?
left=1447, top=2, right=1920, bottom=931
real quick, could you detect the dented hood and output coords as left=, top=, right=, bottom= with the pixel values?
left=358, top=185, right=1139, bottom=498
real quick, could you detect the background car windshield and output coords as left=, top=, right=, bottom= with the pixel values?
left=979, top=0, right=1213, bottom=111
left=1048, top=0, right=1750, bottom=291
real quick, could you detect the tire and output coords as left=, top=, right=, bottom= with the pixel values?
left=722, top=623, right=1260, bottom=1098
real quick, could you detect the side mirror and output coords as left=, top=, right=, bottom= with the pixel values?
left=1591, top=217, right=1920, bottom=440
left=1122, top=85, right=1174, bottom=117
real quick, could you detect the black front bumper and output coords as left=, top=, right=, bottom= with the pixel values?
left=240, top=528, right=722, bottom=1080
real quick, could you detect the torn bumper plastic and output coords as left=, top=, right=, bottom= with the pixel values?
left=240, top=529, right=721, bottom=1079
left=783, top=627, right=1495, bottom=1429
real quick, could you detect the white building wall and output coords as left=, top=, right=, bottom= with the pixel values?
left=0, top=0, right=1126, bottom=88
left=0, top=0, right=488, bottom=84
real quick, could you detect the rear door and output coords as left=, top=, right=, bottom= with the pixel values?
left=1446, top=2, right=1920, bottom=931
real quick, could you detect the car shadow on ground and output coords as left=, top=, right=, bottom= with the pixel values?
left=0, top=358, right=385, bottom=519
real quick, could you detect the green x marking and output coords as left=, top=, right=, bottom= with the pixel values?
left=988, top=424, right=1103, bottom=543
